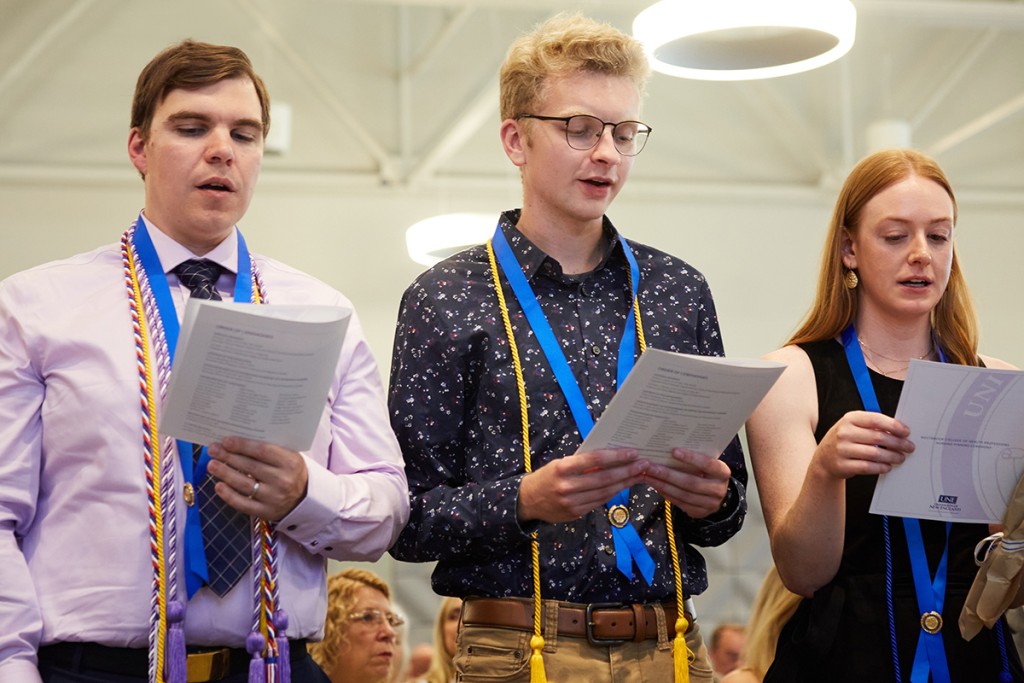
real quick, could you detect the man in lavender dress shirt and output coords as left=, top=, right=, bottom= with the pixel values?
left=0, top=40, right=408, bottom=682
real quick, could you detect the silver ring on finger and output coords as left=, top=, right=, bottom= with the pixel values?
left=248, top=479, right=261, bottom=499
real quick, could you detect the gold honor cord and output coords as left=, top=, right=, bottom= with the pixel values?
left=125, top=241, right=169, bottom=679
left=486, top=239, right=690, bottom=682
left=126, top=222, right=281, bottom=681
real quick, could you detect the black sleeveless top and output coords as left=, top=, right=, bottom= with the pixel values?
left=763, top=338, right=1021, bottom=682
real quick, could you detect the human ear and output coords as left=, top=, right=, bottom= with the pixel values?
left=840, top=228, right=857, bottom=270
left=127, top=128, right=148, bottom=178
left=500, top=119, right=526, bottom=167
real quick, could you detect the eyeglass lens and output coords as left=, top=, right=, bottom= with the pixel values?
left=564, top=115, right=649, bottom=155
left=351, top=609, right=404, bottom=628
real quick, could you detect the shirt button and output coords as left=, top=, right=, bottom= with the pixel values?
left=591, top=345, right=602, bottom=356
left=286, top=524, right=298, bottom=531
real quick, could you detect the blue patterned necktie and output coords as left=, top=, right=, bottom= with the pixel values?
left=174, top=259, right=252, bottom=596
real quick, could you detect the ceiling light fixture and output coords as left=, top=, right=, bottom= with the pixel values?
left=632, top=0, right=857, bottom=81
left=405, top=213, right=495, bottom=266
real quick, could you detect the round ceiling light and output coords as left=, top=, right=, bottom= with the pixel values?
left=405, top=213, right=495, bottom=266
left=633, top=0, right=857, bottom=81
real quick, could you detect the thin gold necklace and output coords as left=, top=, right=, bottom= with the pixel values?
left=858, top=338, right=934, bottom=377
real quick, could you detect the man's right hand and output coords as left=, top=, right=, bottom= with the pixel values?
left=517, top=448, right=648, bottom=523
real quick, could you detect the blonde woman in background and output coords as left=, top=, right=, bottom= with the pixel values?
left=310, top=569, right=402, bottom=683
left=422, top=597, right=462, bottom=683
left=720, top=567, right=800, bottom=683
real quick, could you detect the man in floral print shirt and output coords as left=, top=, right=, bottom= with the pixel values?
left=389, top=13, right=746, bottom=683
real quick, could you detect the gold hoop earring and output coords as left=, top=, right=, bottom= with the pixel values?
left=844, top=270, right=859, bottom=289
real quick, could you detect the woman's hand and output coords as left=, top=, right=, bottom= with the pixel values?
left=811, top=410, right=914, bottom=480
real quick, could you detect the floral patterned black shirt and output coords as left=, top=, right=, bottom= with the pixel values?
left=388, top=210, right=747, bottom=603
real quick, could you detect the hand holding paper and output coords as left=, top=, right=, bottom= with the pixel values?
left=642, top=446, right=733, bottom=519
left=578, top=348, right=785, bottom=465
left=161, top=299, right=351, bottom=452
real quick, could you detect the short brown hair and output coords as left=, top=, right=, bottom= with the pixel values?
left=130, top=39, right=270, bottom=140
left=499, top=12, right=649, bottom=122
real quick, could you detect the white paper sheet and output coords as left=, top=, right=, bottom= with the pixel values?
left=160, top=299, right=351, bottom=451
left=870, top=359, right=1024, bottom=523
left=578, top=348, right=785, bottom=465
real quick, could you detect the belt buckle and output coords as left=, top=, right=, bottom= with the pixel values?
left=186, top=648, right=232, bottom=683
left=585, top=602, right=628, bottom=646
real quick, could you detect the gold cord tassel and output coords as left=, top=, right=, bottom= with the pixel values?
left=530, top=634, right=548, bottom=683
left=673, top=615, right=691, bottom=683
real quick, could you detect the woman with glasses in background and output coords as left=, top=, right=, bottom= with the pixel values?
left=310, top=568, right=403, bottom=683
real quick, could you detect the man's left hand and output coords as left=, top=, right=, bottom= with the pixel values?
left=641, top=447, right=731, bottom=519
left=207, top=436, right=309, bottom=521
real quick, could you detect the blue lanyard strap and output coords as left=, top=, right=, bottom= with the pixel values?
left=491, top=225, right=655, bottom=584
left=841, top=326, right=951, bottom=683
left=133, top=214, right=254, bottom=597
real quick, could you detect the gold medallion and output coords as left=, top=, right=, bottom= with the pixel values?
left=920, top=611, right=942, bottom=634
left=608, top=505, right=630, bottom=528
left=183, top=482, right=195, bottom=507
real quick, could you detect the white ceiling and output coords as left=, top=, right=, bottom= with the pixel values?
left=2, top=0, right=1023, bottom=206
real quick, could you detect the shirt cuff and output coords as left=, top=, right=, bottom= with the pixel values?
left=707, top=477, right=744, bottom=523
left=275, top=456, right=336, bottom=551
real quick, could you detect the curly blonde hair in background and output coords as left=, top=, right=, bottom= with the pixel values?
left=308, top=568, right=392, bottom=674
left=499, top=12, right=649, bottom=123
left=788, top=148, right=980, bottom=366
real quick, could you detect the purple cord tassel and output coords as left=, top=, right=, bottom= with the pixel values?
left=247, top=632, right=267, bottom=683
left=165, top=601, right=187, bottom=683
left=274, top=610, right=291, bottom=683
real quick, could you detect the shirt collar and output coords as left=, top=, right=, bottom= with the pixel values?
left=141, top=213, right=240, bottom=275
left=497, top=209, right=624, bottom=283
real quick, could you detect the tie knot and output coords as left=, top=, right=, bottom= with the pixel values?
left=175, top=259, right=223, bottom=301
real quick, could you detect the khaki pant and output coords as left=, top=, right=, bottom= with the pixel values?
left=454, top=611, right=713, bottom=683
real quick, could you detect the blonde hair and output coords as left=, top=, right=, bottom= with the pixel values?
left=499, top=12, right=649, bottom=122
left=309, top=568, right=392, bottom=674
left=739, top=566, right=802, bottom=679
left=422, top=596, right=462, bottom=683
left=788, top=148, right=980, bottom=366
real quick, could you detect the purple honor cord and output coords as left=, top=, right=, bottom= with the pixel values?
left=132, top=214, right=254, bottom=597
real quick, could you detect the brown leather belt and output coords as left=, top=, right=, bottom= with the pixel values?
left=461, top=597, right=693, bottom=645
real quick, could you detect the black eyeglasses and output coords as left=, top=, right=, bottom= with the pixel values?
left=518, top=114, right=652, bottom=156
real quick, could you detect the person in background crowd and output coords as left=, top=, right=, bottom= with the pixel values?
left=709, top=623, right=746, bottom=681
left=720, top=567, right=800, bottom=683
left=309, top=569, right=402, bottom=683
left=421, top=597, right=462, bottom=683
left=399, top=642, right=434, bottom=683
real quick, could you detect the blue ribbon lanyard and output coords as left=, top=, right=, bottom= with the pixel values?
left=841, top=326, right=951, bottom=683
left=133, top=214, right=254, bottom=597
left=491, top=225, right=655, bottom=585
